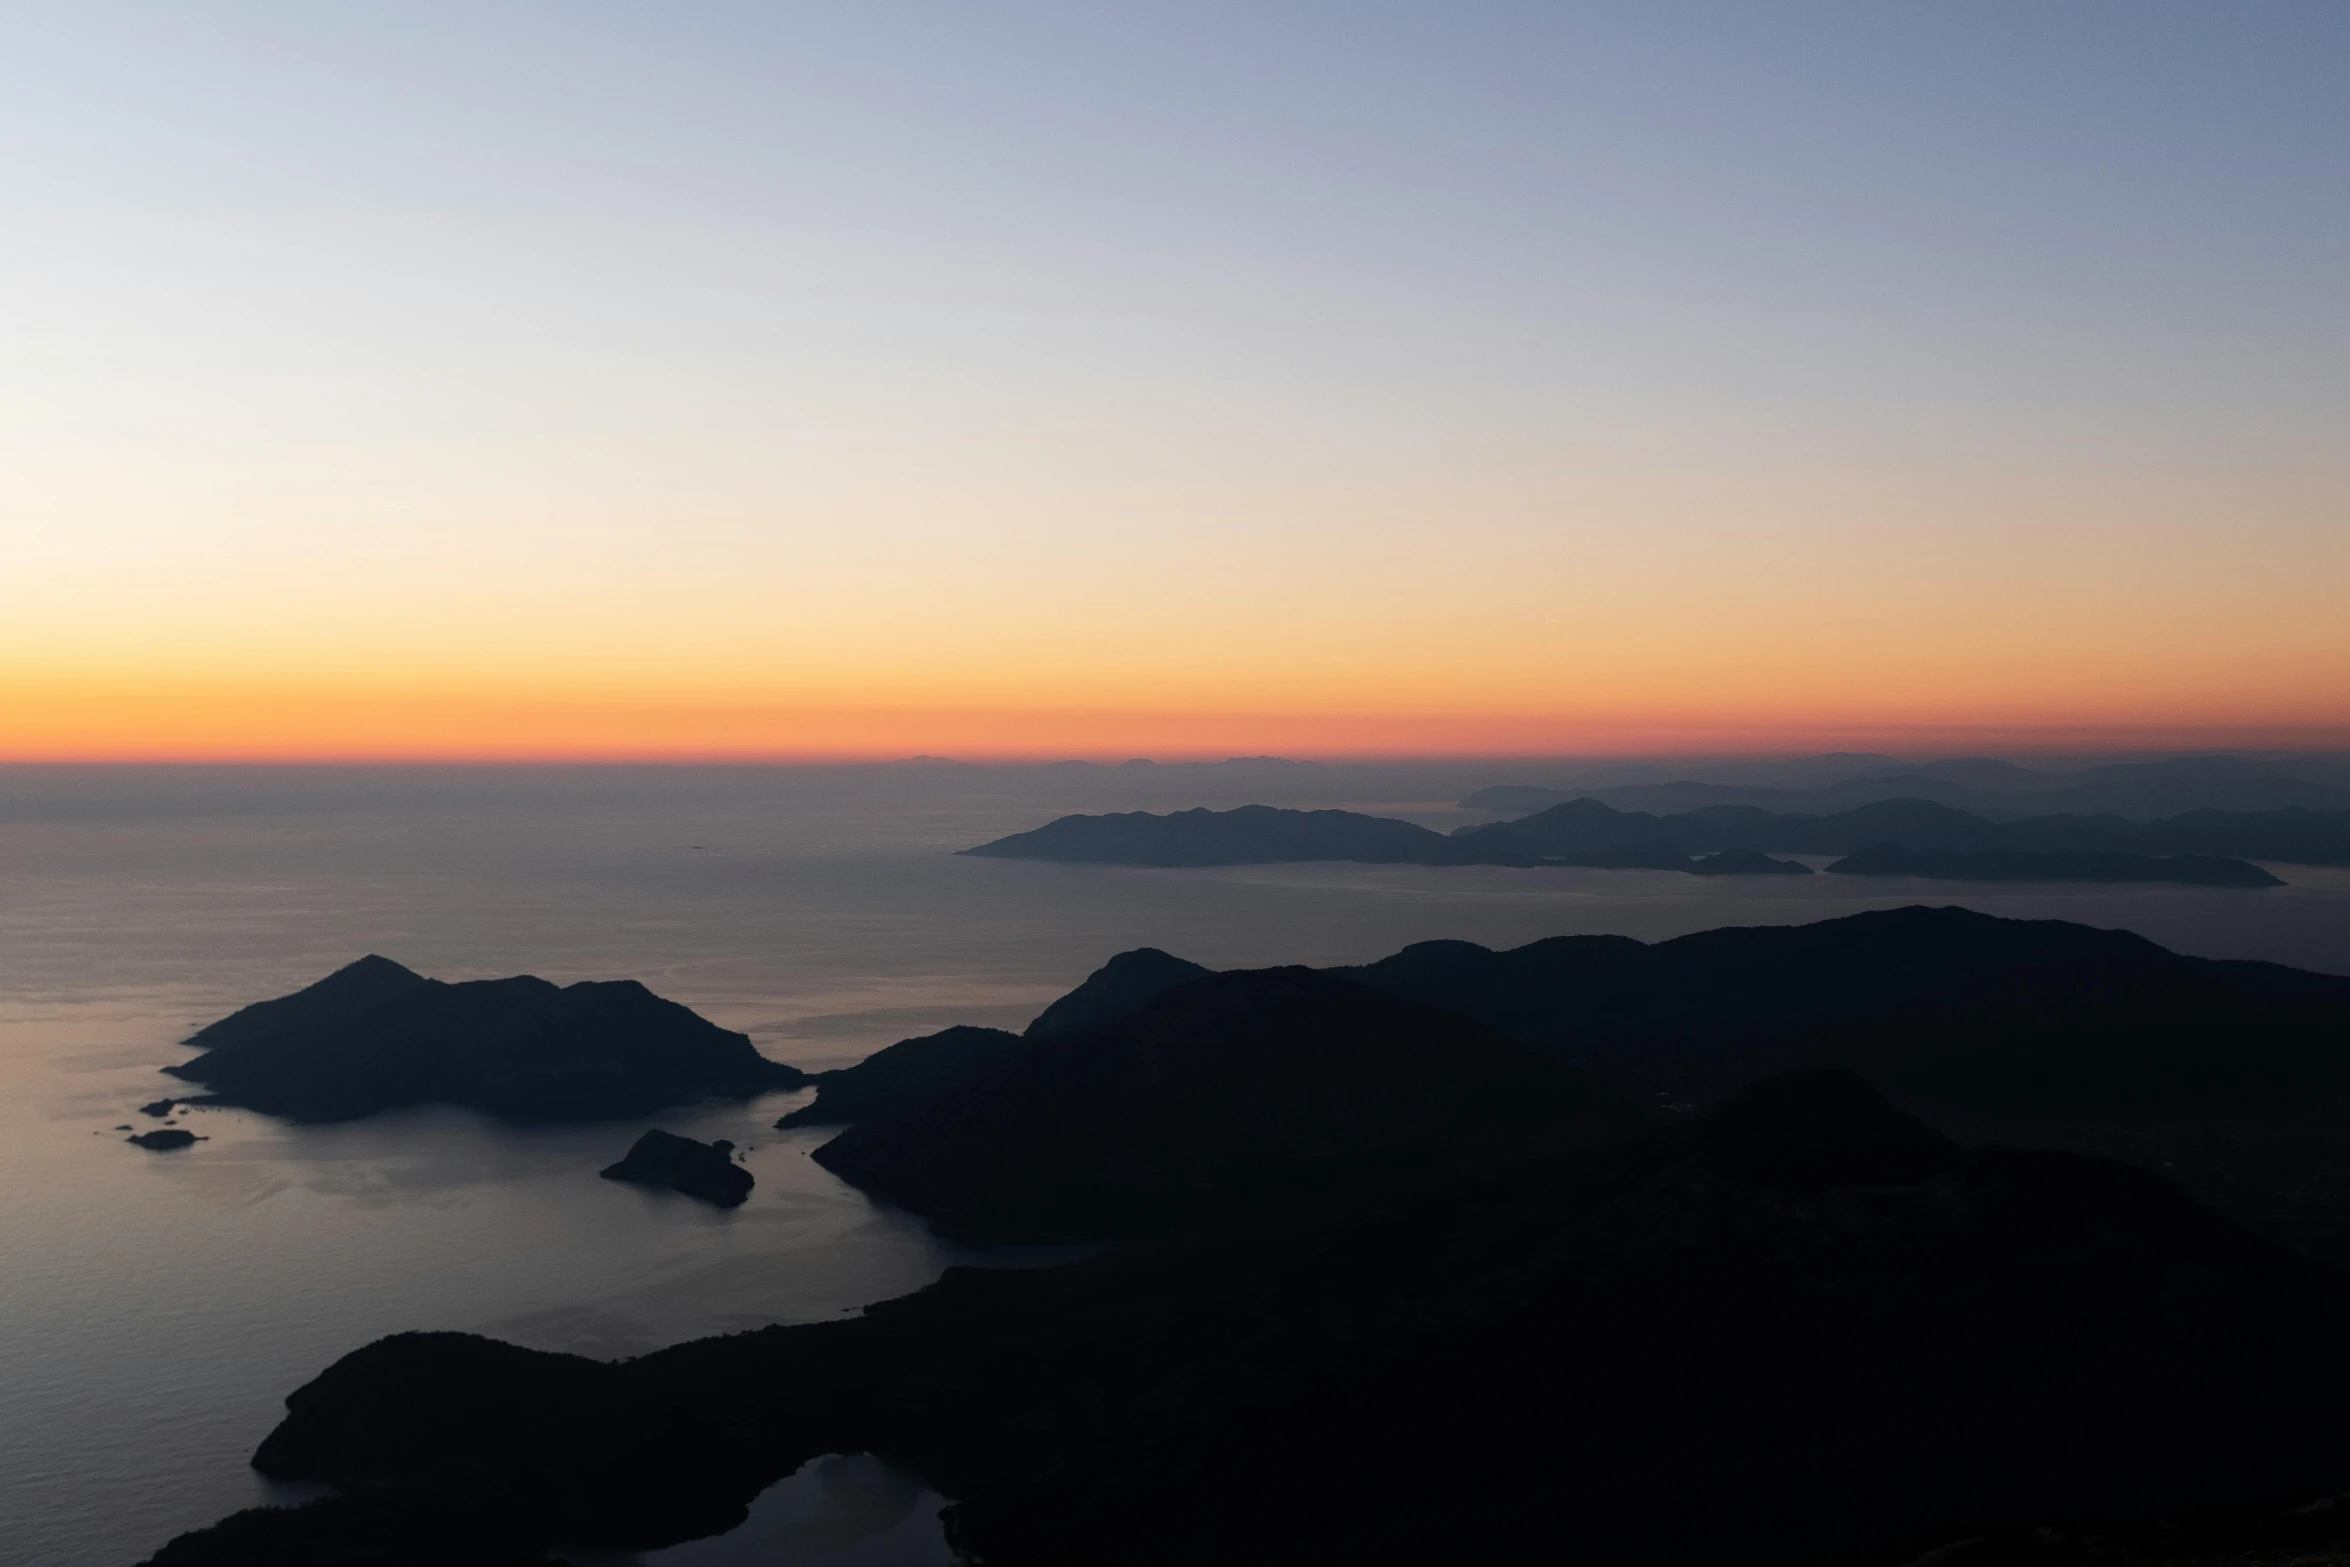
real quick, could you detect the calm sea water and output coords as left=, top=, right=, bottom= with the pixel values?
left=5, top=766, right=2348, bottom=1566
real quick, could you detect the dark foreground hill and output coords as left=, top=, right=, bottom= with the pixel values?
left=966, top=797, right=2350, bottom=868
left=1334, top=905, right=2350, bottom=1260
left=812, top=967, right=1649, bottom=1240
left=1332, top=905, right=2350, bottom=1106
left=145, top=1073, right=2350, bottom=1567
left=944, top=908, right=2350, bottom=1148
left=1021, top=946, right=1213, bottom=1035
left=167, top=957, right=807, bottom=1122
left=754, top=908, right=2350, bottom=1256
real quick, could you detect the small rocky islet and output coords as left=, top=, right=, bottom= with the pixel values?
left=598, top=1130, right=754, bottom=1208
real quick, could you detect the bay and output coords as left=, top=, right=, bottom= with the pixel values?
left=3, top=765, right=2346, bottom=1565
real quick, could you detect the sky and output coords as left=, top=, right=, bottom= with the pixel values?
left=2, top=1, right=2346, bottom=760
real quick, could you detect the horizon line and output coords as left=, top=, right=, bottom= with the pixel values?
left=6, top=742, right=2349, bottom=769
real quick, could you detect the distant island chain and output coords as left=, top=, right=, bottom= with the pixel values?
left=962, top=795, right=2323, bottom=885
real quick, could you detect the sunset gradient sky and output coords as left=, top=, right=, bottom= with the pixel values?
left=4, top=2, right=2346, bottom=759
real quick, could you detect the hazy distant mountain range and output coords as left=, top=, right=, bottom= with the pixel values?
left=1463, top=753, right=2350, bottom=822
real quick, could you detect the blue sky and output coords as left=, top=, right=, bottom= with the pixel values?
left=3, top=3, right=2345, bottom=756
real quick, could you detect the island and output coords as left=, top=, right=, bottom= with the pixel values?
left=961, top=798, right=2350, bottom=868
left=164, top=955, right=809, bottom=1123
left=598, top=1130, right=753, bottom=1207
left=1688, top=847, right=1812, bottom=875
left=145, top=1071, right=2350, bottom=1567
left=1825, top=844, right=2283, bottom=886
left=961, top=802, right=1455, bottom=866
left=126, top=1129, right=199, bottom=1151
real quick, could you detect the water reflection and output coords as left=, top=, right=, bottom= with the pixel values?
left=10, top=770, right=2350, bottom=1566
left=575, top=1454, right=954, bottom=1566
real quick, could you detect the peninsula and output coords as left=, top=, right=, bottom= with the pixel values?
left=809, top=965, right=1649, bottom=1240
left=147, top=1071, right=2350, bottom=1567
left=789, top=907, right=2350, bottom=1258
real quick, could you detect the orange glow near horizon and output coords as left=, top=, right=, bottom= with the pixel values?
left=11, top=483, right=2349, bottom=764
left=11, top=347, right=2347, bottom=765
left=8, top=671, right=2347, bottom=764
left=7, top=8, right=2349, bottom=772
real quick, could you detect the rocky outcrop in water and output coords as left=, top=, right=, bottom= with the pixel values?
left=599, top=1130, right=753, bottom=1207
left=127, top=1129, right=199, bottom=1151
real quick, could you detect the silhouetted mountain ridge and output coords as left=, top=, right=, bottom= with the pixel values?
left=1461, top=753, right=2350, bottom=821
left=962, top=803, right=1451, bottom=866
left=1323, top=904, right=2350, bottom=1259
left=812, top=965, right=1650, bottom=1240
left=168, top=958, right=807, bottom=1122
left=147, top=1071, right=2350, bottom=1567
left=1023, top=946, right=1213, bottom=1037
left=744, top=907, right=2350, bottom=1256
left=771, top=1025, right=1023, bottom=1130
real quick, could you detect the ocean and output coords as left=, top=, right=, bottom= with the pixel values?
left=5, top=765, right=2347, bottom=1566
